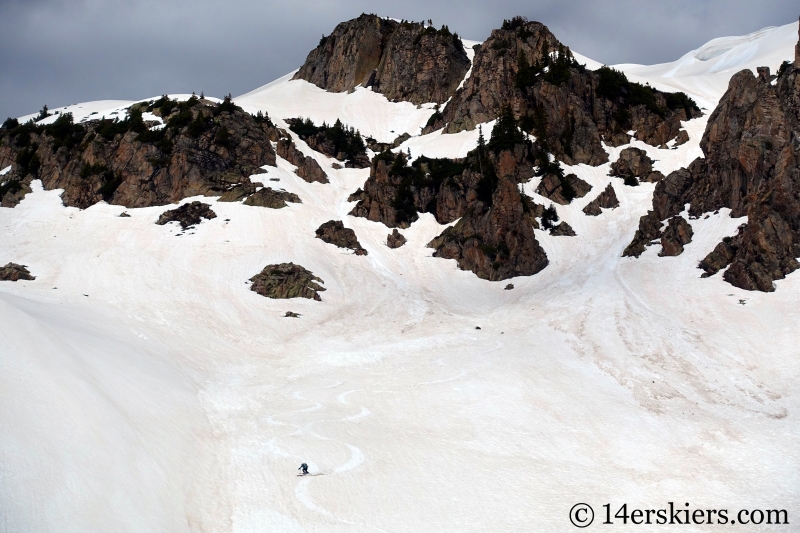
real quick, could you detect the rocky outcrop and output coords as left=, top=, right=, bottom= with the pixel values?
left=428, top=173, right=547, bottom=281
left=249, top=263, right=326, bottom=301
left=293, top=14, right=470, bottom=105
left=156, top=201, right=217, bottom=229
left=286, top=118, right=370, bottom=168
left=582, top=183, right=619, bottom=216
left=243, top=187, right=301, bottom=208
left=659, top=216, right=693, bottom=256
left=387, top=229, right=407, bottom=248
left=0, top=96, right=277, bottom=209
left=609, top=148, right=661, bottom=183
left=427, top=18, right=698, bottom=166
left=315, top=220, right=368, bottom=255
left=535, top=172, right=591, bottom=204
left=0, top=263, right=35, bottom=281
left=550, top=221, right=576, bottom=236
left=276, top=138, right=329, bottom=183
left=218, top=180, right=262, bottom=202
left=625, top=55, right=800, bottom=292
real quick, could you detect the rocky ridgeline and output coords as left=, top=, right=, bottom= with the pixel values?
left=625, top=28, right=800, bottom=292
left=427, top=17, right=698, bottom=166
left=0, top=95, right=277, bottom=209
left=293, top=14, right=470, bottom=105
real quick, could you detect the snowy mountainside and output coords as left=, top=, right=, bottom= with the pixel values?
left=1, top=17, right=799, bottom=533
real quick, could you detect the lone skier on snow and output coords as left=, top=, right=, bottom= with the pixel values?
left=299, top=463, right=309, bottom=475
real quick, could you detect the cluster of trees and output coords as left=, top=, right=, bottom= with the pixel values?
left=288, top=118, right=366, bottom=163
left=515, top=43, right=584, bottom=89
left=596, top=66, right=699, bottom=120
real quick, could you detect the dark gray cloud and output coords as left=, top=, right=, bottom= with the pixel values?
left=1, top=0, right=797, bottom=119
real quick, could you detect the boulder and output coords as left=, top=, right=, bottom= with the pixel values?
left=387, top=229, right=407, bottom=248
left=315, top=220, right=368, bottom=255
left=249, top=263, right=326, bottom=301
left=535, top=173, right=592, bottom=205
left=243, top=188, right=301, bottom=209
left=156, top=201, right=217, bottom=229
left=659, top=216, right=693, bottom=256
left=582, top=184, right=619, bottom=216
left=0, top=263, right=35, bottom=281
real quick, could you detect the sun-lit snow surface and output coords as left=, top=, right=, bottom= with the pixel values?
left=2, top=23, right=800, bottom=533
left=614, top=20, right=799, bottom=109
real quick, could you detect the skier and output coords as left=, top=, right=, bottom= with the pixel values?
left=298, top=463, right=309, bottom=475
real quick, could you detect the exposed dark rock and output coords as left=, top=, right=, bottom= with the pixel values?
left=293, top=14, right=471, bottom=105
left=659, top=216, right=693, bottom=256
left=642, top=171, right=665, bottom=183
left=610, top=147, right=653, bottom=182
left=315, top=220, right=368, bottom=255
left=156, top=201, right=217, bottom=229
left=429, top=19, right=699, bottom=165
left=626, top=55, right=800, bottom=291
left=0, top=263, right=35, bottom=281
left=504, top=283, right=514, bottom=290
left=428, top=173, right=548, bottom=281
left=0, top=176, right=32, bottom=208
left=550, top=221, right=576, bottom=236
left=582, top=183, right=619, bottom=216
left=0, top=96, right=277, bottom=209
left=119, top=211, right=130, bottom=217
left=673, top=130, right=690, bottom=147
left=249, top=263, right=326, bottom=301
left=284, top=311, right=301, bottom=318
left=243, top=187, right=301, bottom=209
left=387, top=228, right=407, bottom=248
left=218, top=180, right=262, bottom=202
left=535, top=172, right=591, bottom=205
left=276, top=137, right=329, bottom=183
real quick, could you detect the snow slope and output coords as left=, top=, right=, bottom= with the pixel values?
left=2, top=21, right=800, bottom=533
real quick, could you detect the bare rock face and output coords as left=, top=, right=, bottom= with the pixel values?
left=0, top=96, right=277, bottom=209
left=387, top=229, right=407, bottom=248
left=428, top=174, right=548, bottom=281
left=610, top=148, right=654, bottom=182
left=315, top=220, right=368, bottom=255
left=243, top=188, right=301, bottom=209
left=626, top=57, right=800, bottom=292
left=535, top=172, right=591, bottom=205
left=0, top=263, right=35, bottom=281
left=293, top=15, right=470, bottom=105
left=276, top=138, right=329, bottom=183
left=249, top=263, right=326, bottom=301
left=429, top=18, right=699, bottom=166
left=582, top=183, right=620, bottom=216
left=156, top=201, right=217, bottom=229
left=659, top=216, right=693, bottom=256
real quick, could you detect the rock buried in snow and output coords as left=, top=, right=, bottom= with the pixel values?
left=387, top=229, right=407, bottom=249
left=0, top=263, right=35, bottom=281
left=249, top=263, right=326, bottom=301
left=582, top=184, right=620, bottom=216
left=243, top=188, right=301, bottom=209
left=504, top=283, right=514, bottom=290
left=610, top=147, right=654, bottom=182
left=315, top=220, right=368, bottom=255
left=284, top=311, right=301, bottom=318
left=156, top=201, right=217, bottom=229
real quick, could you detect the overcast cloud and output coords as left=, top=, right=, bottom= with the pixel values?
left=0, top=0, right=797, bottom=119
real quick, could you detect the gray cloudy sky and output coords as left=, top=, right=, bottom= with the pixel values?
left=1, top=0, right=797, bottom=120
